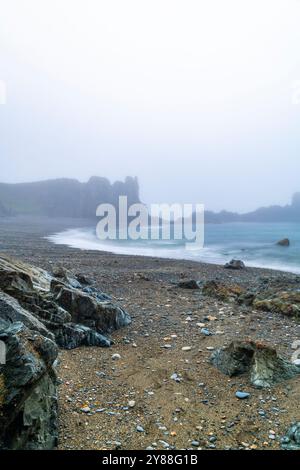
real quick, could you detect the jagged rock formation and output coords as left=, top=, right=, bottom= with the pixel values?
left=202, top=280, right=245, bottom=302
left=202, top=279, right=300, bottom=318
left=224, top=259, right=245, bottom=270
left=0, top=313, right=58, bottom=449
left=0, top=176, right=140, bottom=218
left=0, top=254, right=132, bottom=449
left=276, top=238, right=290, bottom=247
left=281, top=422, right=300, bottom=450
left=211, top=340, right=300, bottom=388
left=0, top=255, right=131, bottom=349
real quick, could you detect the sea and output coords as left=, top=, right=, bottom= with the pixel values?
left=47, top=222, right=300, bottom=274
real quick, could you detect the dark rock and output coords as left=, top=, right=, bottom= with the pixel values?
left=253, top=291, right=300, bottom=318
left=202, top=280, right=245, bottom=301
left=224, top=259, right=245, bottom=270
left=75, top=273, right=93, bottom=286
left=0, top=319, right=58, bottom=449
left=177, top=280, right=200, bottom=290
left=281, top=422, right=300, bottom=450
left=211, top=340, right=300, bottom=388
left=0, top=254, right=132, bottom=449
left=0, top=254, right=131, bottom=349
left=276, top=238, right=290, bottom=247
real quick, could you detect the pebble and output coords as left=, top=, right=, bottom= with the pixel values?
left=236, top=391, right=250, bottom=399
left=191, top=440, right=200, bottom=447
left=112, top=354, right=121, bottom=361
left=136, top=425, right=145, bottom=433
left=182, top=346, right=192, bottom=351
left=80, top=406, right=91, bottom=413
left=201, top=328, right=211, bottom=336
left=170, top=373, right=182, bottom=383
left=128, top=400, right=136, bottom=408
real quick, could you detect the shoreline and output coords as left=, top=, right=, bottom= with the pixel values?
left=1, top=216, right=300, bottom=450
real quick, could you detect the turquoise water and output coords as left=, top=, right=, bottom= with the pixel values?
left=47, top=222, right=300, bottom=274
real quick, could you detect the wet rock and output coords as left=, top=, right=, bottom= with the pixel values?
left=224, top=259, right=245, bottom=270
left=136, top=425, right=145, bottom=433
left=0, top=254, right=131, bottom=349
left=177, top=280, right=200, bottom=290
left=253, top=291, right=300, bottom=318
left=202, top=280, right=245, bottom=301
left=235, top=391, right=250, bottom=399
left=0, top=319, right=58, bottom=449
left=276, top=238, right=290, bottom=247
left=112, top=353, right=121, bottom=361
left=201, top=328, right=211, bottom=336
left=281, top=422, right=300, bottom=450
left=211, top=340, right=300, bottom=388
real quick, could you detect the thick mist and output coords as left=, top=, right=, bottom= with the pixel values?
left=1, top=0, right=300, bottom=212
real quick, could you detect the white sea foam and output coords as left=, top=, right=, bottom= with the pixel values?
left=46, top=224, right=300, bottom=274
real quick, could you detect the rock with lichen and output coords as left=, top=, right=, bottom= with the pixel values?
left=211, top=340, right=300, bottom=388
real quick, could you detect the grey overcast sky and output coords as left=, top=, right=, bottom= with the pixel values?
left=1, top=0, right=300, bottom=212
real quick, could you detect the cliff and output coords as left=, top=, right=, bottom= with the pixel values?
left=0, top=176, right=140, bottom=218
left=205, top=193, right=300, bottom=223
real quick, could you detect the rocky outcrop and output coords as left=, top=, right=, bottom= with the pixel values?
left=0, top=315, right=58, bottom=449
left=253, top=291, right=300, bottom=317
left=0, top=255, right=131, bottom=349
left=0, top=254, right=132, bottom=449
left=276, top=238, right=290, bottom=247
left=224, top=259, right=245, bottom=270
left=281, top=422, right=300, bottom=450
left=177, top=279, right=200, bottom=289
left=202, top=280, right=245, bottom=302
left=0, top=176, right=140, bottom=218
left=202, top=278, right=300, bottom=319
left=211, top=340, right=300, bottom=388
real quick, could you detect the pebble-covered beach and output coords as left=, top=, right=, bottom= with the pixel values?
left=1, top=216, right=300, bottom=450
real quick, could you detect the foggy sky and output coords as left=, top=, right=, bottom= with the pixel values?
left=1, top=0, right=300, bottom=212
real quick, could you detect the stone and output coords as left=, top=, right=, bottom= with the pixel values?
left=201, top=328, right=211, bottom=336
left=281, top=422, right=300, bottom=450
left=182, top=346, right=192, bottom=351
left=0, top=254, right=132, bottom=450
left=211, top=340, right=300, bottom=388
left=202, top=280, right=245, bottom=301
left=112, top=354, right=121, bottom=361
left=177, top=280, right=200, bottom=290
left=128, top=400, right=136, bottom=408
left=136, top=425, right=145, bottom=433
left=191, top=440, right=200, bottom=447
left=253, top=291, right=300, bottom=318
left=0, top=254, right=131, bottom=350
left=170, top=373, right=181, bottom=383
left=224, top=259, right=245, bottom=270
left=80, top=406, right=91, bottom=413
left=276, top=238, right=290, bottom=247
left=235, top=391, right=250, bottom=399
left=0, top=319, right=58, bottom=450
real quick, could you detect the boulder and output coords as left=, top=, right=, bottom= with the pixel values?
left=211, top=340, right=300, bottom=388
left=202, top=280, right=245, bottom=301
left=0, top=254, right=131, bottom=349
left=177, top=279, right=200, bottom=290
left=253, top=291, right=300, bottom=318
left=281, top=422, right=300, bottom=450
left=0, top=253, right=132, bottom=449
left=0, top=318, right=58, bottom=449
left=277, top=238, right=290, bottom=247
left=224, top=259, right=245, bottom=270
